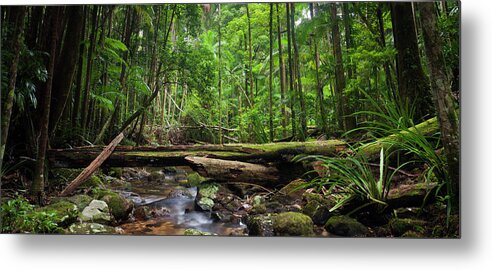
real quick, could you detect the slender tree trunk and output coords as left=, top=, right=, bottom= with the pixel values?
left=290, top=3, right=307, bottom=141
left=31, top=7, right=61, bottom=203
left=246, top=4, right=254, bottom=106
left=330, top=3, right=348, bottom=132
left=268, top=3, right=274, bottom=142
left=391, top=2, right=433, bottom=121
left=309, top=6, right=328, bottom=135
left=72, top=7, right=87, bottom=129
left=286, top=3, right=296, bottom=139
left=418, top=2, right=460, bottom=213
left=81, top=6, right=99, bottom=134
left=276, top=4, right=287, bottom=138
left=218, top=4, right=223, bottom=144
left=0, top=7, right=26, bottom=170
left=342, top=3, right=357, bottom=130
left=376, top=4, right=396, bottom=99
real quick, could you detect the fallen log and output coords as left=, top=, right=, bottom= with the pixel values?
left=48, top=140, right=347, bottom=168
left=357, top=117, right=439, bottom=160
left=185, top=156, right=280, bottom=185
left=59, top=132, right=124, bottom=196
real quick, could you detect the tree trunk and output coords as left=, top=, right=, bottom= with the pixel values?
left=390, top=2, right=433, bottom=121
left=246, top=4, right=254, bottom=106
left=49, top=6, right=84, bottom=135
left=72, top=6, right=87, bottom=129
left=268, top=3, right=274, bottom=142
left=418, top=2, right=460, bottom=213
left=218, top=4, right=223, bottom=144
left=276, top=4, right=288, bottom=138
left=31, top=7, right=61, bottom=203
left=331, top=3, right=350, bottom=132
left=342, top=3, right=357, bottom=130
left=0, top=7, right=26, bottom=170
left=286, top=3, right=296, bottom=139
left=291, top=3, right=307, bottom=141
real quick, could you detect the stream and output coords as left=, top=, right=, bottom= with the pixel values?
left=109, top=167, right=248, bottom=236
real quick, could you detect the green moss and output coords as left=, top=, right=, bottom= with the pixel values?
left=52, top=194, right=93, bottom=211
left=273, top=212, right=315, bottom=236
left=324, top=215, right=368, bottom=237
left=80, top=175, right=105, bottom=189
left=37, top=201, right=79, bottom=227
left=198, top=182, right=219, bottom=199
left=184, top=228, right=215, bottom=236
left=187, top=172, right=207, bottom=187
left=93, top=190, right=133, bottom=221
left=389, top=218, right=426, bottom=236
left=108, top=168, right=123, bottom=178
left=66, top=223, right=120, bottom=235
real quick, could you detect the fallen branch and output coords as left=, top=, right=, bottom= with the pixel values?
left=59, top=132, right=124, bottom=196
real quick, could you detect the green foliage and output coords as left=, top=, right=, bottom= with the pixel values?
left=298, top=148, right=409, bottom=214
left=1, top=196, right=63, bottom=233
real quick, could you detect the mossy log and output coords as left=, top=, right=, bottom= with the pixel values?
left=48, top=140, right=347, bottom=168
left=357, top=117, right=439, bottom=160
left=185, top=156, right=280, bottom=185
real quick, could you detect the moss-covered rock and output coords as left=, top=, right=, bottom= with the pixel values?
left=195, top=182, right=220, bottom=211
left=66, top=222, right=121, bottom=234
left=37, top=201, right=79, bottom=228
left=302, top=200, right=332, bottom=226
left=388, top=218, right=426, bottom=236
left=246, top=214, right=275, bottom=236
left=187, top=172, right=207, bottom=187
left=272, top=212, right=315, bottom=236
left=95, top=190, right=133, bottom=221
left=80, top=175, right=105, bottom=189
left=401, top=230, right=425, bottom=238
left=184, top=228, right=216, bottom=236
left=324, top=215, right=369, bottom=237
left=52, top=194, right=93, bottom=211
left=108, top=167, right=124, bottom=178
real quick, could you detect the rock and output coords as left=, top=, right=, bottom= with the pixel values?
left=388, top=218, right=426, bottom=236
left=52, top=194, right=93, bottom=211
left=184, top=228, right=216, bottom=236
left=167, top=187, right=193, bottom=199
left=148, top=170, right=164, bottom=182
left=80, top=200, right=112, bottom=225
left=133, top=206, right=151, bottom=221
left=246, top=214, right=275, bottom=236
left=80, top=175, right=105, bottom=189
left=250, top=203, right=267, bottom=215
left=272, top=179, right=307, bottom=204
left=401, top=230, right=424, bottom=238
left=324, top=215, right=369, bottom=237
left=108, top=167, right=123, bottom=178
left=272, top=212, right=315, bottom=236
left=195, top=182, right=219, bottom=211
left=92, top=189, right=134, bottom=221
left=302, top=200, right=332, bottom=226
left=67, top=223, right=121, bottom=234
left=187, top=172, right=207, bottom=187
left=37, top=201, right=79, bottom=227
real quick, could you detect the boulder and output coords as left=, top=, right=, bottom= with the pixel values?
left=80, top=200, right=112, bottom=225
left=324, top=215, right=369, bottom=237
left=272, top=212, right=315, bottom=237
left=302, top=193, right=335, bottom=225
left=388, top=218, right=426, bottom=236
left=92, top=189, right=134, bottom=221
left=67, top=223, right=121, bottom=234
left=187, top=172, right=207, bottom=187
left=80, top=175, right=105, bottom=189
left=37, top=201, right=79, bottom=227
left=246, top=214, right=275, bottom=236
left=195, top=182, right=219, bottom=211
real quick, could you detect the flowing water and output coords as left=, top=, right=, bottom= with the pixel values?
left=110, top=167, right=247, bottom=236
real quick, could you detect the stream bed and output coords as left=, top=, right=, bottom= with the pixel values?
left=109, top=167, right=247, bottom=236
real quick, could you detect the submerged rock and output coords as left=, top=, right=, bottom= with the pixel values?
left=67, top=222, right=121, bottom=234
left=80, top=200, right=112, bottom=225
left=184, top=228, right=216, bottom=236
left=272, top=212, right=315, bottom=237
left=324, top=215, right=369, bottom=237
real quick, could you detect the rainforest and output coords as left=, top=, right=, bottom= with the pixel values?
left=0, top=2, right=460, bottom=237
